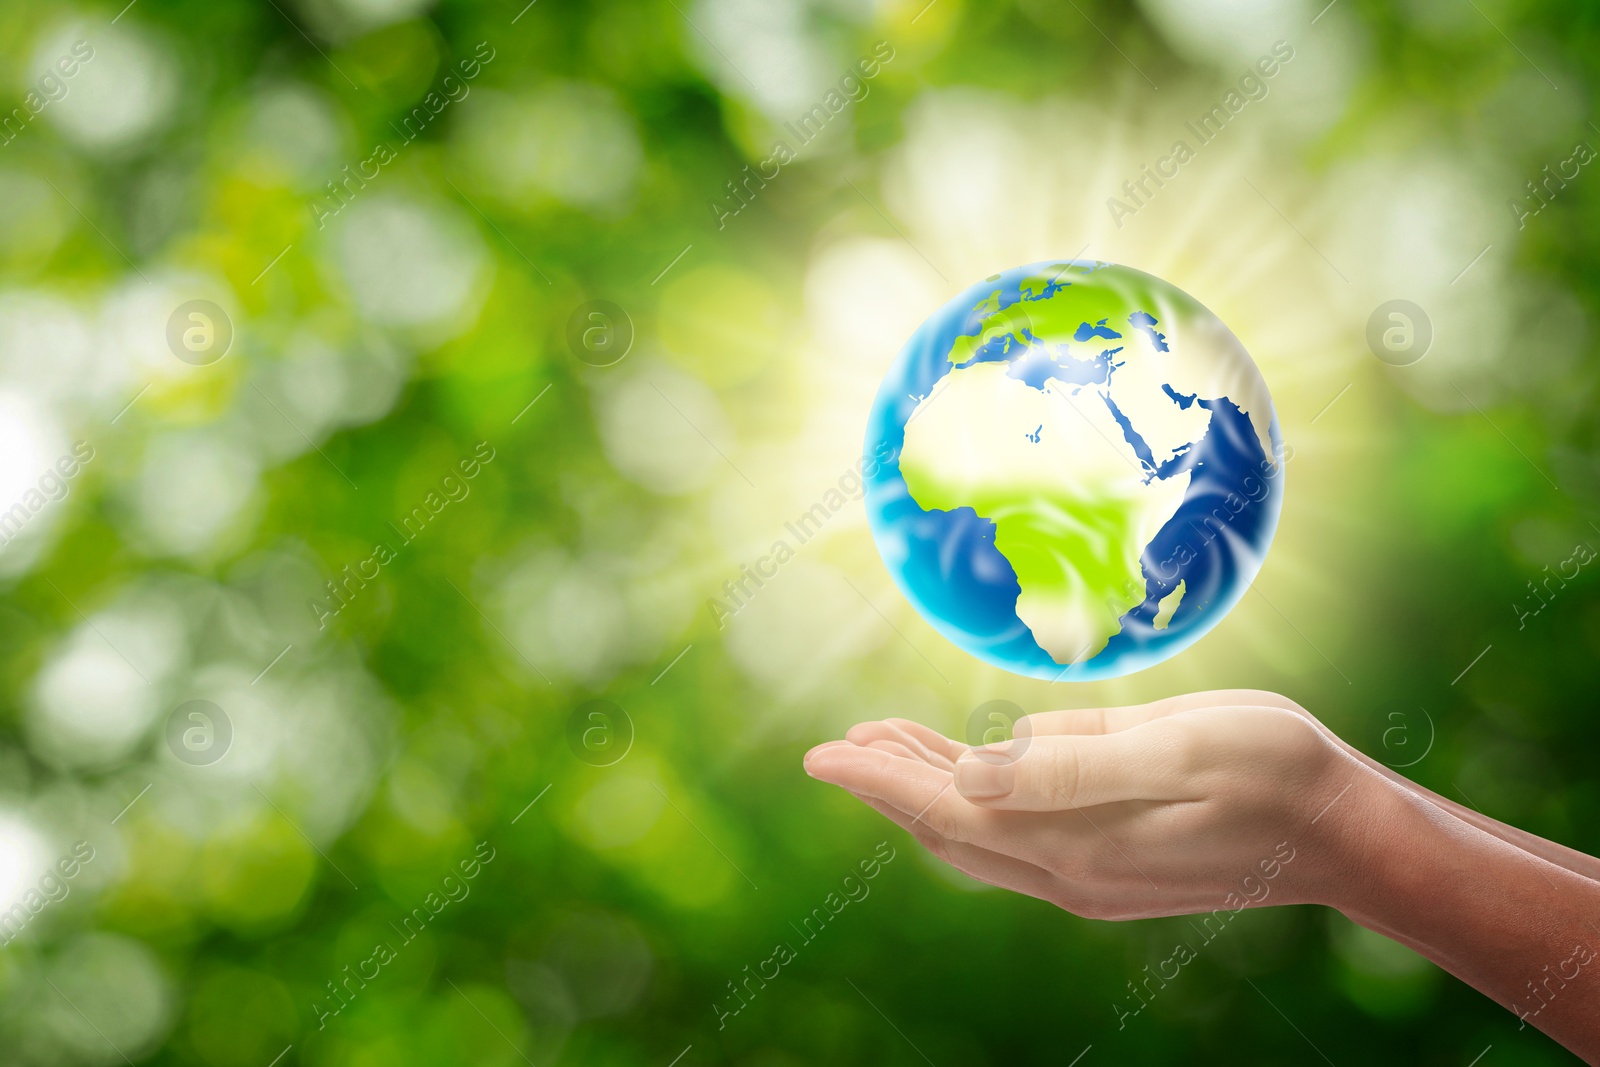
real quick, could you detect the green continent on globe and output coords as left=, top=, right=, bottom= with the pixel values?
left=947, top=266, right=1164, bottom=367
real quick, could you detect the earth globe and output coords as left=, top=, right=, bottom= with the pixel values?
left=862, top=260, right=1284, bottom=681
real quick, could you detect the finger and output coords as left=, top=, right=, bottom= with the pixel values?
left=1021, top=689, right=1305, bottom=736
left=862, top=738, right=920, bottom=761
left=884, top=718, right=968, bottom=765
left=954, top=724, right=1198, bottom=810
left=805, top=743, right=950, bottom=814
left=804, top=739, right=854, bottom=761
left=846, top=719, right=964, bottom=770
left=817, top=745, right=1103, bottom=874
left=845, top=791, right=1067, bottom=902
left=804, top=744, right=987, bottom=845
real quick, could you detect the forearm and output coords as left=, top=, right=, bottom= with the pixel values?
left=1331, top=775, right=1600, bottom=1059
left=1386, top=773, right=1600, bottom=884
left=1334, top=737, right=1600, bottom=882
left=1294, top=705, right=1600, bottom=883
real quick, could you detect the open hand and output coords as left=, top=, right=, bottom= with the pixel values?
left=802, top=692, right=1384, bottom=920
left=806, top=694, right=1600, bottom=1058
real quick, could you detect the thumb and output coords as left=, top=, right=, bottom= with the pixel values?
left=953, top=727, right=1190, bottom=810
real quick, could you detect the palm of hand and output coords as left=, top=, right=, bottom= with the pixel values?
left=802, top=692, right=1363, bottom=921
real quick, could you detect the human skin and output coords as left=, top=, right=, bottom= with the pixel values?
left=802, top=690, right=1600, bottom=1061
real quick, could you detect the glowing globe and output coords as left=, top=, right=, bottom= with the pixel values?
left=863, top=261, right=1284, bottom=681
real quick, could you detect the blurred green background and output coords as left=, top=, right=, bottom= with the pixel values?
left=0, top=0, right=1596, bottom=1063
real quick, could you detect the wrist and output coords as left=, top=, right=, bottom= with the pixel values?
left=1322, top=769, right=1497, bottom=939
left=1290, top=751, right=1419, bottom=914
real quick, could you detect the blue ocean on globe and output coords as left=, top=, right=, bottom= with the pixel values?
left=862, top=260, right=1284, bottom=681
